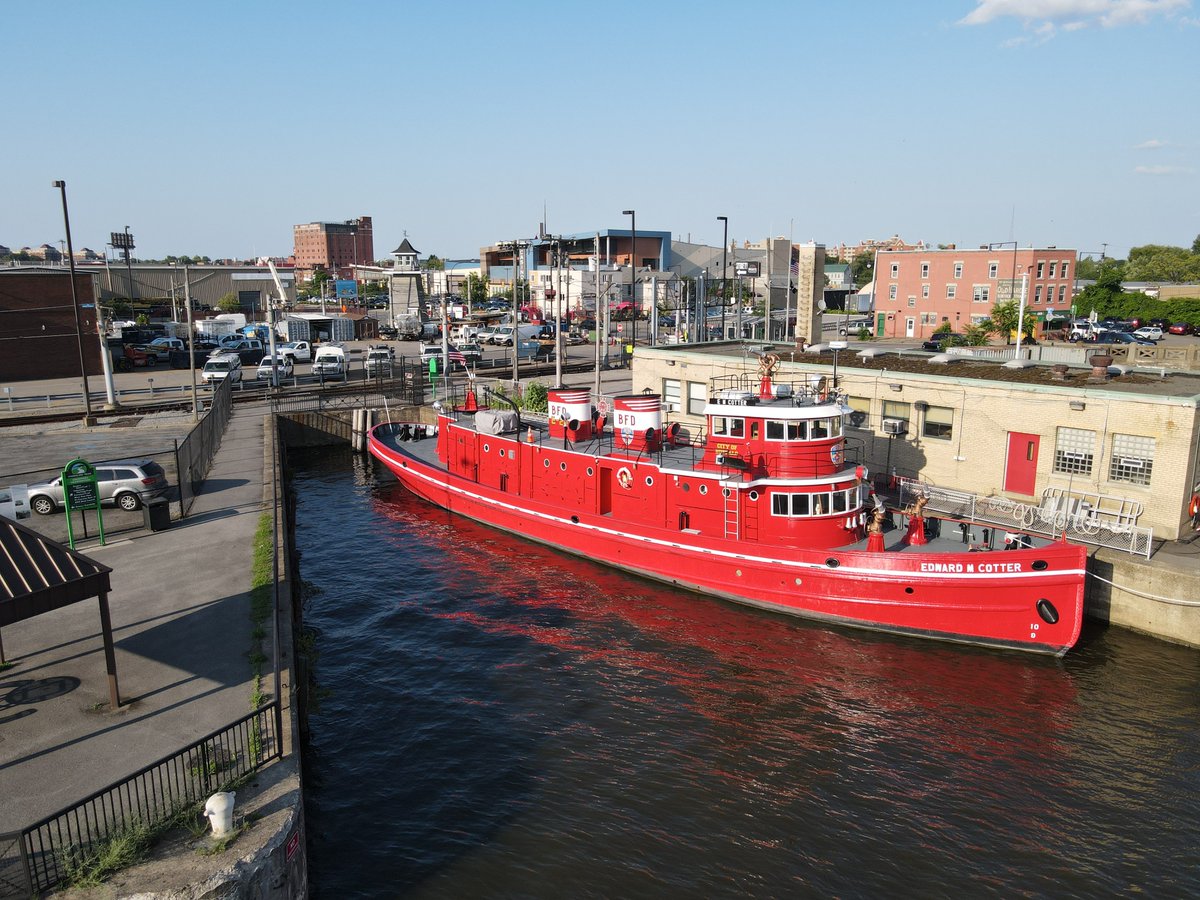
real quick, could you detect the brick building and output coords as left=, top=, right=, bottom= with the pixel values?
left=874, top=247, right=1076, bottom=340
left=293, top=216, right=374, bottom=281
left=0, top=270, right=103, bottom=382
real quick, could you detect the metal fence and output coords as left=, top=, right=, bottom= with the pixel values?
left=0, top=702, right=280, bottom=898
left=177, top=376, right=233, bottom=514
left=894, top=478, right=1154, bottom=558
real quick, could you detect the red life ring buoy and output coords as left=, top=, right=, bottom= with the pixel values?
left=1190, top=494, right=1200, bottom=517
left=617, top=466, right=633, bottom=490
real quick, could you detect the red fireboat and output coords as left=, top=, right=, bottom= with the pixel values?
left=368, top=371, right=1086, bottom=656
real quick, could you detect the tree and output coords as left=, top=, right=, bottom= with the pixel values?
left=851, top=254, right=874, bottom=288
left=988, top=300, right=1035, bottom=343
left=424, top=255, right=445, bottom=271
left=216, top=292, right=241, bottom=313
left=1124, top=244, right=1200, bottom=283
left=464, top=272, right=490, bottom=305
left=1192, top=234, right=1200, bottom=255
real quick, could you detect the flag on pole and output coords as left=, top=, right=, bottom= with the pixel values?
left=449, top=349, right=466, bottom=367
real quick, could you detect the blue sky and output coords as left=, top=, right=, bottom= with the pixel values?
left=4, top=0, right=1197, bottom=262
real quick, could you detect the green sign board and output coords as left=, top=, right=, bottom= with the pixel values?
left=61, top=457, right=105, bottom=549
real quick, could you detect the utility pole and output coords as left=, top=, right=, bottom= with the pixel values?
left=717, top=216, right=728, bottom=341
left=184, top=266, right=199, bottom=422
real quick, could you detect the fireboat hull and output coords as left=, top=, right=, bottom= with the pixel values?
left=369, top=425, right=1086, bottom=656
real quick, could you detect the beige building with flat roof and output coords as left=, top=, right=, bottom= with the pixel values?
left=633, top=342, right=1200, bottom=543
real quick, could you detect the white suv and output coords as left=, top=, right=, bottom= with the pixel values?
left=202, top=354, right=243, bottom=384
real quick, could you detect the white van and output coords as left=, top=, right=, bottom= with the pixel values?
left=312, top=344, right=347, bottom=380
left=493, top=324, right=542, bottom=347
left=201, top=354, right=243, bottom=384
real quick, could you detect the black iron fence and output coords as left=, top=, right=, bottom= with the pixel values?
left=0, top=701, right=280, bottom=897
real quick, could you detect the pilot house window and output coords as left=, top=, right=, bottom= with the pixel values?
left=712, top=417, right=745, bottom=438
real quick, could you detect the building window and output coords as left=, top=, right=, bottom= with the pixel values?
left=1054, top=427, right=1095, bottom=476
left=946, top=283, right=957, bottom=299
left=1037, top=262, right=1045, bottom=278
left=1034, top=285, right=1043, bottom=304
left=922, top=405, right=953, bottom=440
left=1061, top=262, right=1070, bottom=282
left=1109, top=434, right=1154, bottom=486
left=920, top=312, right=937, bottom=325
left=889, top=285, right=897, bottom=300
left=988, top=262, right=999, bottom=279
left=1059, top=285, right=1067, bottom=303
left=973, top=285, right=990, bottom=303
left=908, top=296, right=916, bottom=308
left=922, top=285, right=929, bottom=299
left=890, top=262, right=899, bottom=278
left=1049, top=261, right=1057, bottom=278
left=846, top=396, right=870, bottom=429
left=687, top=381, right=707, bottom=416
left=921, top=262, right=929, bottom=279
left=882, top=400, right=911, bottom=430
left=662, top=378, right=681, bottom=413
left=954, top=262, right=963, bottom=279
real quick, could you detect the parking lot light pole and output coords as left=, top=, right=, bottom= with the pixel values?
left=717, top=216, right=728, bottom=341
left=623, top=210, right=636, bottom=347
left=53, top=180, right=95, bottom=425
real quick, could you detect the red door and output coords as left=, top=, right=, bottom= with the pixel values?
left=1004, top=432, right=1040, bottom=495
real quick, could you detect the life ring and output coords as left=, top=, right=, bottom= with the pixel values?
left=616, top=466, right=633, bottom=490
left=1190, top=494, right=1200, bottom=517
left=758, top=352, right=780, bottom=378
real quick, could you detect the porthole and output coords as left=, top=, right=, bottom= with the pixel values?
left=543, top=459, right=550, bottom=468
left=587, top=467, right=594, bottom=476
left=645, top=476, right=654, bottom=486
left=749, top=490, right=759, bottom=501
left=1032, top=559, right=1048, bottom=571
left=904, top=587, right=914, bottom=594
left=1037, top=598, right=1059, bottom=624
left=682, top=483, right=690, bottom=492
left=570, top=515, right=579, bottom=523
left=722, top=488, right=731, bottom=498
left=560, top=462, right=568, bottom=471
left=483, top=443, right=490, bottom=453
left=699, top=485, right=708, bottom=496
left=825, top=558, right=840, bottom=568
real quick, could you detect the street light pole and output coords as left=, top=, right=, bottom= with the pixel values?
left=52, top=180, right=95, bottom=425
left=717, top=216, right=728, bottom=340
left=623, top=210, right=636, bottom=348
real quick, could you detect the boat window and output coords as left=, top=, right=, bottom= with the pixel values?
left=712, top=417, right=745, bottom=438
left=833, top=491, right=848, bottom=513
left=767, top=421, right=785, bottom=440
left=792, top=494, right=810, bottom=515
left=812, top=493, right=830, bottom=515
left=830, top=417, right=842, bottom=438
left=811, top=420, right=829, bottom=440
left=791, top=421, right=807, bottom=440
left=750, top=422, right=759, bottom=439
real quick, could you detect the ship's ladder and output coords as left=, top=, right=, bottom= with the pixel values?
left=722, top=482, right=740, bottom=540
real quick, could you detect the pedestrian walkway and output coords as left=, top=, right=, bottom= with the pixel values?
left=0, top=403, right=269, bottom=832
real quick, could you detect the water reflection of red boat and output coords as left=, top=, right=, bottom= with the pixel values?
left=369, top=374, right=1086, bottom=655
left=372, top=488, right=1079, bottom=775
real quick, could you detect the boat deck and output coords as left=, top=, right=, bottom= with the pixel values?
left=373, top=415, right=1057, bottom=555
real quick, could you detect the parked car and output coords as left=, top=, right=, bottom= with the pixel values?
left=839, top=318, right=873, bottom=336
left=256, top=355, right=294, bottom=380
left=202, top=354, right=244, bottom=384
left=1133, top=326, right=1163, bottom=341
left=365, top=345, right=395, bottom=377
left=454, top=342, right=484, bottom=365
left=28, top=459, right=169, bottom=514
left=278, top=341, right=312, bottom=362
left=921, top=333, right=961, bottom=351
left=1106, top=331, right=1156, bottom=346
left=1169, top=322, right=1195, bottom=335
left=1149, top=318, right=1171, bottom=329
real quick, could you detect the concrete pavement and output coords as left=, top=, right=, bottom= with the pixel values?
left=0, top=402, right=270, bottom=831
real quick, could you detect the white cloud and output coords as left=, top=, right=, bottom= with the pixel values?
left=1134, top=164, right=1193, bottom=175
left=1134, top=138, right=1168, bottom=149
left=959, top=0, right=1191, bottom=31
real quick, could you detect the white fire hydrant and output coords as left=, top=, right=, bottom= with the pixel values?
left=203, top=791, right=236, bottom=837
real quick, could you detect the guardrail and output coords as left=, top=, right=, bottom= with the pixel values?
left=894, top=479, right=1153, bottom=558
left=0, top=702, right=280, bottom=898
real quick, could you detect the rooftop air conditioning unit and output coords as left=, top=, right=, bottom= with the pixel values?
left=882, top=418, right=907, bottom=435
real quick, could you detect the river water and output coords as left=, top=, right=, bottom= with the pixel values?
left=294, top=448, right=1200, bottom=898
